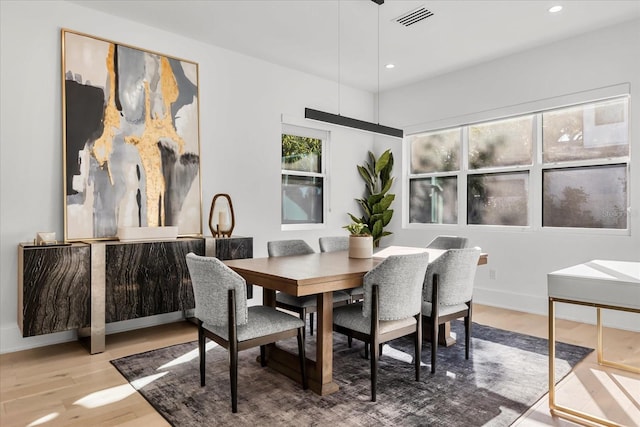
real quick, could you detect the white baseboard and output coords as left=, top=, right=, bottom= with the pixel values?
left=1, top=326, right=76, bottom=354
left=474, top=286, right=640, bottom=332
left=0, top=312, right=189, bottom=355
left=3, top=289, right=637, bottom=354
left=104, top=312, right=187, bottom=334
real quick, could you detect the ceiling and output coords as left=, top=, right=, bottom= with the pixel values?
left=68, top=0, right=640, bottom=93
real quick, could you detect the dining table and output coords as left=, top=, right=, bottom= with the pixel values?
left=224, top=246, right=488, bottom=396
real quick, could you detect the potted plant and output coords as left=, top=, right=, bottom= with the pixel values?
left=343, top=222, right=373, bottom=258
left=347, top=149, right=395, bottom=248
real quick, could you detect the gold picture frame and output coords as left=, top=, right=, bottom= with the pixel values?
left=61, top=29, right=202, bottom=241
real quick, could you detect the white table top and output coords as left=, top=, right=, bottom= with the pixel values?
left=548, top=260, right=640, bottom=310
left=549, top=260, right=640, bottom=282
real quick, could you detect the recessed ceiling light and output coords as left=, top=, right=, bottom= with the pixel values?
left=385, top=63, right=395, bottom=69
left=548, top=5, right=563, bottom=13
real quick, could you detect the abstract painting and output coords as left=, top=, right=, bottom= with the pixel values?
left=62, top=29, right=201, bottom=241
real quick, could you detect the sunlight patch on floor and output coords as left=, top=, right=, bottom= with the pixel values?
left=594, top=369, right=640, bottom=397
left=26, top=412, right=59, bottom=426
left=158, top=341, right=217, bottom=370
left=610, top=371, right=640, bottom=405
left=131, top=372, right=169, bottom=389
left=590, top=369, right=640, bottom=417
left=73, top=372, right=168, bottom=408
left=73, top=384, right=138, bottom=408
left=383, top=344, right=428, bottom=367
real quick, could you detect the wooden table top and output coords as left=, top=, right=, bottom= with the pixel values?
left=224, top=251, right=376, bottom=296
left=224, top=248, right=488, bottom=297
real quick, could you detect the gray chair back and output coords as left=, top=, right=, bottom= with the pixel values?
left=319, top=236, right=349, bottom=252
left=186, top=253, right=248, bottom=326
left=362, top=252, right=429, bottom=320
left=267, top=239, right=315, bottom=257
left=426, top=235, right=469, bottom=250
left=423, top=247, right=481, bottom=306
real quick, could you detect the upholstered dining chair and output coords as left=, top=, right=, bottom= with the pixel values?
left=185, top=253, right=307, bottom=413
left=319, top=236, right=364, bottom=303
left=318, top=235, right=349, bottom=252
left=422, top=247, right=481, bottom=373
left=269, top=239, right=351, bottom=337
left=333, top=252, right=429, bottom=402
left=426, top=235, right=469, bottom=250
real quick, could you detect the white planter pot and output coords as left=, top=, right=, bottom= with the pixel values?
left=349, top=235, right=373, bottom=259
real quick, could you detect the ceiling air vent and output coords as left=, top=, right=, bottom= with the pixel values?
left=394, top=6, right=434, bottom=27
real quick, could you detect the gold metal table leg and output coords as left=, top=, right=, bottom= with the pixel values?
left=548, top=298, right=556, bottom=408
left=548, top=299, right=638, bottom=426
left=597, top=307, right=640, bottom=374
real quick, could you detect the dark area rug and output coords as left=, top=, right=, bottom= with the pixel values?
left=111, top=320, right=592, bottom=426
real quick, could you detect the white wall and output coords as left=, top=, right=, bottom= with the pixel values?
left=378, top=19, right=640, bottom=330
left=2, top=2, right=637, bottom=354
left=0, top=0, right=380, bottom=353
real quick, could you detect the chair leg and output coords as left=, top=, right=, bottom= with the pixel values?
left=464, top=315, right=471, bottom=360
left=415, top=314, right=422, bottom=381
left=299, top=311, right=306, bottom=338
left=431, top=318, right=438, bottom=374
left=371, top=339, right=379, bottom=402
left=230, top=342, right=238, bottom=413
left=297, top=327, right=308, bottom=390
left=348, top=336, right=352, bottom=347
left=364, top=342, right=369, bottom=359
left=260, top=345, right=266, bottom=367
left=309, top=312, right=314, bottom=336
left=430, top=274, right=440, bottom=374
left=198, top=323, right=206, bottom=386
left=466, top=302, right=473, bottom=360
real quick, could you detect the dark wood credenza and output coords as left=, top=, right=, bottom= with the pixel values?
left=18, top=236, right=252, bottom=353
left=18, top=243, right=91, bottom=337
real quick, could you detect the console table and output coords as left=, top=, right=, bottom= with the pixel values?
left=547, top=260, right=640, bottom=426
left=17, top=236, right=252, bottom=354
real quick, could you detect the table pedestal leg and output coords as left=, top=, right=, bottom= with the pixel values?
left=439, top=322, right=456, bottom=346
left=422, top=320, right=457, bottom=347
left=261, top=289, right=339, bottom=395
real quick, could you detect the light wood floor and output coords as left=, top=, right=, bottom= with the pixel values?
left=1, top=305, right=638, bottom=427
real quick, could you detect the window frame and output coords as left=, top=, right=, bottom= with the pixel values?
left=281, top=122, right=329, bottom=231
left=404, top=93, right=630, bottom=235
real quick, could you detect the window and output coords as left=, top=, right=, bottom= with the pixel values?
left=542, top=98, right=629, bottom=163
left=408, top=129, right=460, bottom=224
left=410, top=128, right=460, bottom=173
left=468, top=115, right=533, bottom=226
left=542, top=165, right=627, bottom=229
left=542, top=98, right=629, bottom=229
left=468, top=115, right=533, bottom=169
left=409, top=176, right=458, bottom=224
left=407, top=96, right=629, bottom=230
left=467, top=172, right=529, bottom=226
left=281, top=124, right=327, bottom=226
